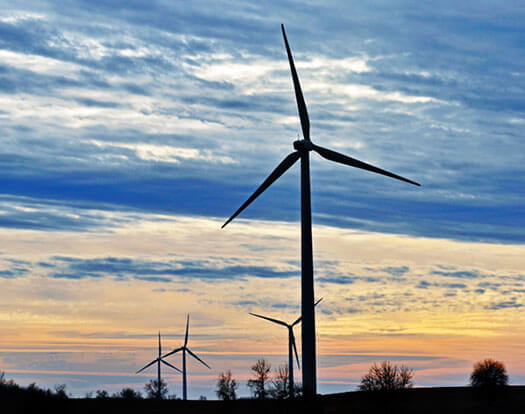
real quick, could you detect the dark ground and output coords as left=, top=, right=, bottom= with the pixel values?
left=3, top=386, right=525, bottom=413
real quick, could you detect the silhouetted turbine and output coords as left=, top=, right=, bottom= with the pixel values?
left=135, top=332, right=182, bottom=398
left=162, top=315, right=211, bottom=400
left=249, top=298, right=322, bottom=398
left=223, top=24, right=420, bottom=397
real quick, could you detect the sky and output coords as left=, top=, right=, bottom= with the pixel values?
left=0, top=0, right=524, bottom=399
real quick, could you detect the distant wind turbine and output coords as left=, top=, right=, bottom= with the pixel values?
left=222, top=24, right=420, bottom=397
left=162, top=315, right=211, bottom=400
left=249, top=298, right=322, bottom=398
left=135, top=332, right=182, bottom=398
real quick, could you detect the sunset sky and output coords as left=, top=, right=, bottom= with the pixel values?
left=0, top=0, right=524, bottom=399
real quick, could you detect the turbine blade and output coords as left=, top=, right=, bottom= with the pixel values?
left=161, top=347, right=183, bottom=359
left=250, top=312, right=289, bottom=327
left=281, top=24, right=310, bottom=141
left=222, top=151, right=300, bottom=228
left=185, top=315, right=189, bottom=347
left=291, top=332, right=300, bottom=369
left=312, top=144, right=420, bottom=186
left=161, top=358, right=182, bottom=374
left=187, top=348, right=211, bottom=369
left=291, top=298, right=323, bottom=327
left=136, top=358, right=158, bottom=374
left=291, top=316, right=302, bottom=327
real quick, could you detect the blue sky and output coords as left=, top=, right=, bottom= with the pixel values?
left=0, top=0, right=523, bottom=242
left=0, top=0, right=524, bottom=399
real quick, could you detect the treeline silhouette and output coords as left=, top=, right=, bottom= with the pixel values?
left=0, top=358, right=514, bottom=401
left=2, top=361, right=525, bottom=414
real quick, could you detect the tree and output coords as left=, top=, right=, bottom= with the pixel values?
left=114, top=388, right=142, bottom=399
left=144, top=379, right=168, bottom=399
left=359, top=361, right=413, bottom=391
left=270, top=365, right=301, bottom=399
left=0, top=372, right=18, bottom=393
left=247, top=358, right=271, bottom=399
left=270, top=365, right=289, bottom=399
left=216, top=370, right=238, bottom=400
left=470, top=359, right=508, bottom=388
left=95, top=389, right=109, bottom=398
left=54, top=384, right=68, bottom=399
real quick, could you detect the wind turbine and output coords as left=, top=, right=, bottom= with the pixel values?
left=162, top=315, right=211, bottom=400
left=135, top=332, right=182, bottom=398
left=249, top=298, right=323, bottom=398
left=222, top=24, right=420, bottom=398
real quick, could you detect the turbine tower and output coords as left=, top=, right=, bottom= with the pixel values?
left=222, top=24, right=420, bottom=398
left=135, top=332, right=182, bottom=398
left=162, top=315, right=211, bottom=400
left=249, top=298, right=322, bottom=398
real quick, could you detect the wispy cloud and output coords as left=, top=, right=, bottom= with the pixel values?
left=38, top=255, right=300, bottom=281
left=0, top=1, right=522, bottom=242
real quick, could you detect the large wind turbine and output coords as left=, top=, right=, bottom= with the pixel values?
left=162, top=315, right=211, bottom=400
left=222, top=24, right=420, bottom=397
left=135, top=332, right=182, bottom=398
left=249, top=298, right=322, bottom=398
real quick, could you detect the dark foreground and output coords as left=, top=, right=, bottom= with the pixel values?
left=5, top=386, right=525, bottom=413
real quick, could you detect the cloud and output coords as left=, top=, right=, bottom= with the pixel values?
left=417, top=280, right=431, bottom=289
left=443, top=283, right=467, bottom=289
left=431, top=269, right=482, bottom=279
left=0, top=195, right=133, bottom=231
left=382, top=266, right=410, bottom=276
left=317, top=275, right=355, bottom=285
left=487, top=300, right=523, bottom=310
left=41, top=256, right=300, bottom=281
left=0, top=256, right=32, bottom=278
left=0, top=1, right=522, bottom=244
left=271, top=302, right=299, bottom=310
left=366, top=265, right=410, bottom=277
left=234, top=300, right=258, bottom=306
left=0, top=270, right=16, bottom=278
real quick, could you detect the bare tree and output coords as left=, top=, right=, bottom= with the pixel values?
left=360, top=361, right=413, bottom=391
left=247, top=358, right=271, bottom=399
left=216, top=370, right=238, bottom=400
left=470, top=359, right=508, bottom=388
left=272, top=364, right=296, bottom=399
left=144, top=379, right=168, bottom=399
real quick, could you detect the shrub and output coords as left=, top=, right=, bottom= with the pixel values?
left=470, top=359, right=508, bottom=388
left=359, top=361, right=413, bottom=391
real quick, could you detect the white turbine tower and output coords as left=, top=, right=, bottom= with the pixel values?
left=162, top=315, right=211, bottom=400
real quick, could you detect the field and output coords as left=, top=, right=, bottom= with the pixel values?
left=4, top=386, right=525, bottom=413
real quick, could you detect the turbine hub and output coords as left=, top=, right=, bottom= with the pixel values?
left=293, top=139, right=313, bottom=152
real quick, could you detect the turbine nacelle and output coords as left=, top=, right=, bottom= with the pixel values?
left=293, top=139, right=313, bottom=152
